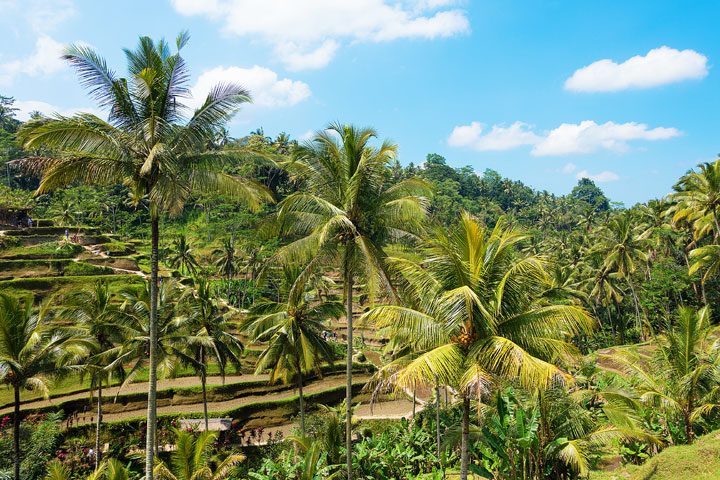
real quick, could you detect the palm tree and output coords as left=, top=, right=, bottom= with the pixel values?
left=213, top=236, right=238, bottom=301
left=17, top=33, right=270, bottom=479
left=167, top=234, right=200, bottom=276
left=605, top=306, right=720, bottom=443
left=595, top=214, right=648, bottom=339
left=49, top=198, right=79, bottom=227
left=0, top=293, right=87, bottom=480
left=182, top=277, right=244, bottom=430
left=154, top=429, right=244, bottom=480
left=242, top=266, right=341, bottom=435
left=45, top=458, right=131, bottom=480
left=113, top=280, right=200, bottom=389
left=669, top=159, right=720, bottom=242
left=58, top=281, right=126, bottom=470
left=689, top=244, right=720, bottom=285
left=276, top=123, right=429, bottom=478
left=589, top=268, right=627, bottom=343
left=361, top=213, right=594, bottom=480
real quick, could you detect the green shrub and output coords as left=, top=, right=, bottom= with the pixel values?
left=63, top=262, right=112, bottom=276
left=0, top=413, right=63, bottom=480
left=0, top=241, right=82, bottom=260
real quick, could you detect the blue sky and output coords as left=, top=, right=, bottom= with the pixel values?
left=1, top=0, right=718, bottom=205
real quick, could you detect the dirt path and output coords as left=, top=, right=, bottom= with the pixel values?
left=81, top=244, right=146, bottom=276
left=66, top=374, right=372, bottom=426
left=0, top=374, right=269, bottom=415
left=355, top=398, right=421, bottom=420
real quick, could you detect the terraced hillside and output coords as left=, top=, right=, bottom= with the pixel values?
left=0, top=223, right=421, bottom=437
left=0, top=224, right=146, bottom=299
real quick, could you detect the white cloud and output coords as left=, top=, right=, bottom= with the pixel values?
left=189, top=66, right=311, bottom=110
left=575, top=170, right=620, bottom=183
left=14, top=100, right=103, bottom=121
left=448, top=120, right=681, bottom=156
left=565, top=46, right=708, bottom=92
left=532, top=121, right=681, bottom=156
left=275, top=40, right=340, bottom=71
left=0, top=35, right=66, bottom=85
left=560, top=162, right=577, bottom=174
left=1, top=0, right=75, bottom=32
left=171, top=0, right=469, bottom=70
left=447, top=121, right=540, bottom=151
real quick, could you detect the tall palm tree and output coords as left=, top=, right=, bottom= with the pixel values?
left=361, top=213, right=594, bottom=480
left=182, top=277, right=244, bottom=430
left=0, top=293, right=87, bottom=480
left=595, top=214, right=648, bottom=339
left=167, top=234, right=200, bottom=276
left=113, top=280, right=201, bottom=389
left=242, top=266, right=341, bottom=435
left=154, top=429, right=244, bottom=480
left=213, top=236, right=238, bottom=301
left=589, top=268, right=627, bottom=343
left=276, top=123, right=429, bottom=478
left=605, top=306, right=720, bottom=443
left=17, top=33, right=270, bottom=479
left=58, top=281, right=126, bottom=470
left=669, top=159, right=720, bottom=242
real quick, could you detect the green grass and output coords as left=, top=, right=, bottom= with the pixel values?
left=590, top=430, right=720, bottom=480
left=0, top=258, right=73, bottom=270
left=0, top=274, right=143, bottom=295
left=62, top=261, right=113, bottom=276
left=0, top=241, right=83, bottom=260
left=101, top=240, right=135, bottom=255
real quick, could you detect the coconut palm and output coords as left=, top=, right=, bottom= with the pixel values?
left=276, top=123, right=429, bottom=478
left=669, top=159, right=720, bottom=242
left=213, top=236, right=239, bottom=300
left=604, top=306, right=720, bottom=443
left=182, top=277, right=244, bottom=430
left=0, top=293, right=87, bottom=480
left=112, top=280, right=202, bottom=395
left=58, top=281, right=127, bottom=470
left=243, top=266, right=341, bottom=435
left=17, top=33, right=270, bottom=478
left=689, top=244, right=720, bottom=285
left=589, top=265, right=627, bottom=343
left=595, top=214, right=648, bottom=339
left=361, top=213, right=594, bottom=480
left=167, top=234, right=200, bottom=276
left=154, top=429, right=245, bottom=480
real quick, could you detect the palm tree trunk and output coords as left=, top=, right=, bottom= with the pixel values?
left=627, top=277, right=643, bottom=340
left=435, top=375, right=441, bottom=463
left=13, top=385, right=20, bottom=480
left=412, top=380, right=416, bottom=421
left=145, top=213, right=160, bottom=480
left=615, top=301, right=626, bottom=344
left=227, top=273, right=232, bottom=303
left=95, top=380, right=103, bottom=470
left=685, top=393, right=695, bottom=443
left=460, top=395, right=470, bottom=480
left=201, top=371, right=209, bottom=431
left=344, top=246, right=354, bottom=480
left=298, top=367, right=306, bottom=436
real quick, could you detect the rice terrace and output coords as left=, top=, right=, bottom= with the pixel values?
left=1, top=1, right=720, bottom=479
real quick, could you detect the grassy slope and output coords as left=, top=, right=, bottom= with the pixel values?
left=591, top=430, right=720, bottom=480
